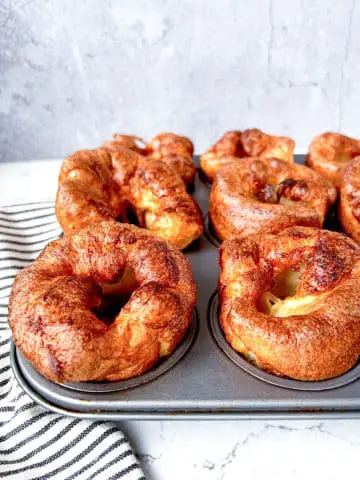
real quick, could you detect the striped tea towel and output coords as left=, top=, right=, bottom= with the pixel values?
left=0, top=202, right=145, bottom=480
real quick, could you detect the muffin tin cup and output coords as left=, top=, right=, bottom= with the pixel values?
left=208, top=292, right=360, bottom=392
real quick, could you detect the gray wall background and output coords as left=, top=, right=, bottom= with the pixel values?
left=0, top=0, right=359, bottom=162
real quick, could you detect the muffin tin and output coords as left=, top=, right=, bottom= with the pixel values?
left=10, top=153, right=360, bottom=419
left=208, top=292, right=360, bottom=392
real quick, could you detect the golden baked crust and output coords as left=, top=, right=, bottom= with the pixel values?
left=103, top=134, right=147, bottom=155
left=8, top=222, right=196, bottom=383
left=199, top=131, right=244, bottom=182
left=56, top=147, right=203, bottom=249
left=241, top=128, right=295, bottom=163
left=56, top=148, right=126, bottom=232
left=200, top=129, right=295, bottom=181
left=306, top=132, right=360, bottom=188
left=104, top=132, right=196, bottom=185
left=219, top=226, right=360, bottom=380
left=209, top=157, right=337, bottom=241
left=339, top=155, right=360, bottom=241
left=146, top=132, right=194, bottom=158
left=145, top=132, right=196, bottom=185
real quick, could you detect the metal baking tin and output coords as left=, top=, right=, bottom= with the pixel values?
left=208, top=292, right=360, bottom=392
left=10, top=152, right=360, bottom=420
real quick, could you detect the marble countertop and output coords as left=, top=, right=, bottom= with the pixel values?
left=2, top=160, right=359, bottom=480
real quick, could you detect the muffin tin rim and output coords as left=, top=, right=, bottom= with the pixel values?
left=13, top=308, right=199, bottom=393
left=208, top=291, right=360, bottom=392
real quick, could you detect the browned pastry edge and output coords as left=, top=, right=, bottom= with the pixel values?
left=146, top=132, right=194, bottom=157
left=339, top=155, right=360, bottom=242
left=9, top=222, right=196, bottom=383
left=219, top=226, right=360, bottom=380
left=241, top=128, right=295, bottom=162
left=200, top=128, right=295, bottom=181
left=306, top=132, right=360, bottom=188
left=209, top=157, right=337, bottom=241
left=56, top=146, right=203, bottom=249
left=106, top=132, right=197, bottom=185
left=103, top=134, right=147, bottom=155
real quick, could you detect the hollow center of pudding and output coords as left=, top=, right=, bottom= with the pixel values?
left=257, top=262, right=317, bottom=317
left=255, top=178, right=309, bottom=206
left=123, top=205, right=141, bottom=227
left=93, top=266, right=138, bottom=325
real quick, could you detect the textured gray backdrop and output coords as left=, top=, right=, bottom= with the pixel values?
left=0, top=0, right=359, bottom=162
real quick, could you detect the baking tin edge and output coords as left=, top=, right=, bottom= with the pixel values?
left=10, top=347, right=360, bottom=420
left=209, top=291, right=360, bottom=392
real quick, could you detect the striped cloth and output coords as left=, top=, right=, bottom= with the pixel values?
left=0, top=202, right=145, bottom=480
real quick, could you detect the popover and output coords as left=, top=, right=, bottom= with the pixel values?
left=219, top=227, right=360, bottom=381
left=104, top=132, right=196, bottom=185
left=145, top=132, right=196, bottom=185
left=9, top=222, right=196, bottom=383
left=200, top=128, right=295, bottom=181
left=56, top=146, right=203, bottom=249
left=103, top=134, right=147, bottom=155
left=307, top=132, right=360, bottom=188
left=339, top=156, right=360, bottom=242
left=209, top=157, right=337, bottom=241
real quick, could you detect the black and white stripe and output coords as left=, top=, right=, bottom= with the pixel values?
left=0, top=203, right=145, bottom=480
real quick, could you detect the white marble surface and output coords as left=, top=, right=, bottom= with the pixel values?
left=2, top=160, right=360, bottom=480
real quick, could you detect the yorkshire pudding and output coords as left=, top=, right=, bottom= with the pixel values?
left=307, top=132, right=360, bottom=188
left=9, top=222, right=196, bottom=383
left=209, top=157, right=337, bottom=241
left=104, top=132, right=196, bottom=185
left=103, top=134, right=147, bottom=155
left=200, top=128, right=295, bottom=181
left=145, top=132, right=196, bottom=185
left=339, top=156, right=360, bottom=242
left=219, top=227, right=360, bottom=381
left=56, top=146, right=203, bottom=249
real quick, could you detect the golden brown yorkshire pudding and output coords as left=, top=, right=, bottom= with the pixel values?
left=209, top=157, right=337, bottom=241
left=104, top=132, right=196, bottom=185
left=146, top=132, right=194, bottom=158
left=199, top=131, right=244, bottom=182
left=307, top=132, right=360, bottom=188
left=219, top=227, right=360, bottom=381
left=200, top=129, right=295, bottom=181
left=9, top=222, right=196, bottom=383
left=56, top=147, right=203, bottom=249
left=145, top=132, right=196, bottom=185
left=339, top=156, right=360, bottom=242
left=103, top=134, right=147, bottom=155
left=241, top=128, right=295, bottom=163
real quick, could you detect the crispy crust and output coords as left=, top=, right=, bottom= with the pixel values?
left=146, top=132, right=194, bottom=157
left=200, top=129, right=295, bottom=181
left=219, top=226, right=360, bottom=380
left=306, top=132, right=360, bottom=188
left=145, top=132, right=196, bottom=184
left=105, top=132, right=196, bottom=185
left=241, top=128, right=295, bottom=163
left=339, top=156, right=360, bottom=241
left=8, top=222, right=196, bottom=382
left=209, top=157, right=337, bottom=241
left=103, top=134, right=147, bottom=155
left=56, top=147, right=203, bottom=249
